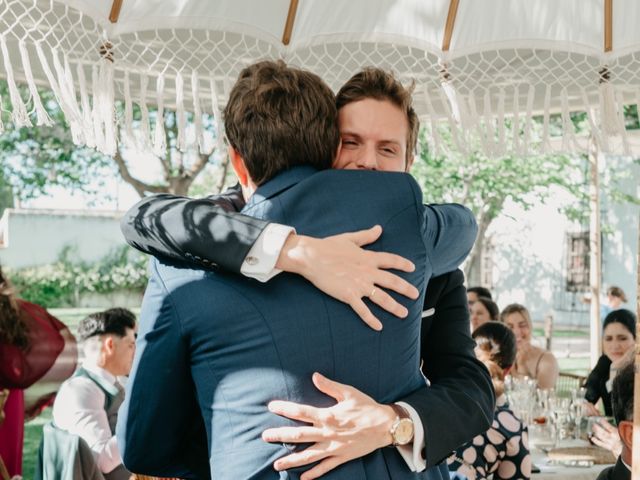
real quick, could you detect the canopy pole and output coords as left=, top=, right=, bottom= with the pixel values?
left=589, top=137, right=602, bottom=368
left=442, top=0, right=460, bottom=51
left=109, top=0, right=123, bottom=23
left=604, top=0, right=613, bottom=52
left=282, top=0, right=299, bottom=46
left=633, top=215, right=640, bottom=478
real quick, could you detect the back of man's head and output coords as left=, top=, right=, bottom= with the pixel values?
left=612, top=360, right=635, bottom=465
left=336, top=67, right=419, bottom=165
left=612, top=361, right=634, bottom=426
left=78, top=308, right=136, bottom=342
left=224, top=60, right=339, bottom=186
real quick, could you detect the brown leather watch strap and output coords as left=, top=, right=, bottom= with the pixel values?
left=389, top=403, right=410, bottom=420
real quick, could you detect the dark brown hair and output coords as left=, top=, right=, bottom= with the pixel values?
left=336, top=67, right=419, bottom=166
left=475, top=296, right=499, bottom=321
left=603, top=309, right=636, bottom=339
left=224, top=60, right=339, bottom=185
left=473, top=321, right=517, bottom=369
left=612, top=360, right=634, bottom=424
left=0, top=265, right=28, bottom=349
left=473, top=321, right=517, bottom=397
left=77, top=308, right=137, bottom=342
left=468, top=286, right=493, bottom=300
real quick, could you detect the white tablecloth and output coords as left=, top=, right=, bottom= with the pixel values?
left=532, top=451, right=612, bottom=480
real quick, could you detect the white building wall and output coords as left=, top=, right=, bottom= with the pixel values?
left=0, top=209, right=127, bottom=268
left=601, top=156, right=640, bottom=318
left=488, top=158, right=639, bottom=326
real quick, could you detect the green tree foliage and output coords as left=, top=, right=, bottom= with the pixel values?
left=411, top=112, right=639, bottom=282
left=0, top=81, right=225, bottom=204
left=0, top=83, right=111, bottom=203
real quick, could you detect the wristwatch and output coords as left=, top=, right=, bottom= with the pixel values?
left=388, top=403, right=414, bottom=446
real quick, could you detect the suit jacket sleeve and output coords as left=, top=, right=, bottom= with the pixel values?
left=584, top=354, right=611, bottom=406
left=399, top=270, right=495, bottom=468
left=421, top=203, right=478, bottom=276
left=116, top=259, right=210, bottom=479
left=120, top=184, right=269, bottom=272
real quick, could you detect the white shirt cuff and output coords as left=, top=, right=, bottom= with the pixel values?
left=395, top=401, right=426, bottom=472
left=240, top=224, right=295, bottom=282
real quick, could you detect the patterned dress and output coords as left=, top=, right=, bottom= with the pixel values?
left=448, top=397, right=531, bottom=480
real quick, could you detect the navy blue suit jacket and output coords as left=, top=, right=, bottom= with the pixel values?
left=117, top=167, right=478, bottom=479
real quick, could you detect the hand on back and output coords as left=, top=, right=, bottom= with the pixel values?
left=276, top=225, right=419, bottom=330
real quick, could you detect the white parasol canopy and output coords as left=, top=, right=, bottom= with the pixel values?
left=1, top=0, right=640, bottom=157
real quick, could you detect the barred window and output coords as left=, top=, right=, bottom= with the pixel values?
left=565, top=231, right=590, bottom=292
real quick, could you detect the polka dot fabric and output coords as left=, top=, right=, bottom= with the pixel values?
left=448, top=403, right=531, bottom=480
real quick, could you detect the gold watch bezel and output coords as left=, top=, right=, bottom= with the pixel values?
left=390, top=417, right=414, bottom=446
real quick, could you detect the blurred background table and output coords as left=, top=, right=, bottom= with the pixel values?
left=532, top=451, right=612, bottom=480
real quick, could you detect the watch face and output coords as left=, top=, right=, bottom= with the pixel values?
left=394, top=418, right=414, bottom=445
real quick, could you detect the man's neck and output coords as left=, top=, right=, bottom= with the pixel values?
left=241, top=183, right=255, bottom=201
left=621, top=446, right=632, bottom=471
left=83, top=358, right=117, bottom=381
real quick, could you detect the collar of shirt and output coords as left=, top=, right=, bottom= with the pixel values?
left=82, top=361, right=117, bottom=387
left=621, top=457, right=631, bottom=472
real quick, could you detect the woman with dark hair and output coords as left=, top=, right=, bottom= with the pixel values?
left=584, top=309, right=636, bottom=417
left=470, top=296, right=499, bottom=331
left=500, top=303, right=559, bottom=389
left=0, top=265, right=77, bottom=477
left=448, top=321, right=531, bottom=480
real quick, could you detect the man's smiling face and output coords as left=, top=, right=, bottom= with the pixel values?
left=334, top=98, right=412, bottom=173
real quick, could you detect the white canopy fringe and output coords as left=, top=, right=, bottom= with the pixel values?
left=1, top=0, right=640, bottom=158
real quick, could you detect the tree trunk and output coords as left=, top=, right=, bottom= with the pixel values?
left=464, top=214, right=492, bottom=284
left=215, top=155, right=231, bottom=194
left=170, top=176, right=195, bottom=196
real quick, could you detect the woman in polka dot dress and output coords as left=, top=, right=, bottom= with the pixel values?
left=448, top=321, right=531, bottom=480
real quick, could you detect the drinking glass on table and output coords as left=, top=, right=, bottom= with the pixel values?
left=570, top=387, right=588, bottom=439
left=529, top=417, right=556, bottom=453
left=550, top=395, right=572, bottom=441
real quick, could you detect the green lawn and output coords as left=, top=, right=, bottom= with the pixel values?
left=23, top=409, right=51, bottom=479
left=532, top=327, right=589, bottom=338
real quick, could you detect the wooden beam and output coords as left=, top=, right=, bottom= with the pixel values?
left=588, top=137, right=602, bottom=368
left=109, top=0, right=124, bottom=24
left=604, top=0, right=612, bottom=52
left=282, top=0, right=299, bottom=46
left=442, top=0, right=460, bottom=52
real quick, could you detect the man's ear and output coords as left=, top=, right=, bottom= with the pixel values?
left=229, top=146, right=249, bottom=186
left=619, top=420, right=633, bottom=450
left=103, top=335, right=115, bottom=355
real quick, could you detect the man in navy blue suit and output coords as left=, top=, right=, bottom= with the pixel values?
left=117, top=61, right=478, bottom=479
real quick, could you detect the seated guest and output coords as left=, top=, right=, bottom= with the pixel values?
left=601, top=286, right=628, bottom=319
left=449, top=321, right=531, bottom=480
left=467, top=286, right=492, bottom=310
left=596, top=360, right=634, bottom=480
left=470, top=296, right=499, bottom=331
left=500, top=303, right=558, bottom=389
left=0, top=265, right=76, bottom=478
left=53, top=308, right=136, bottom=480
left=584, top=309, right=636, bottom=417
